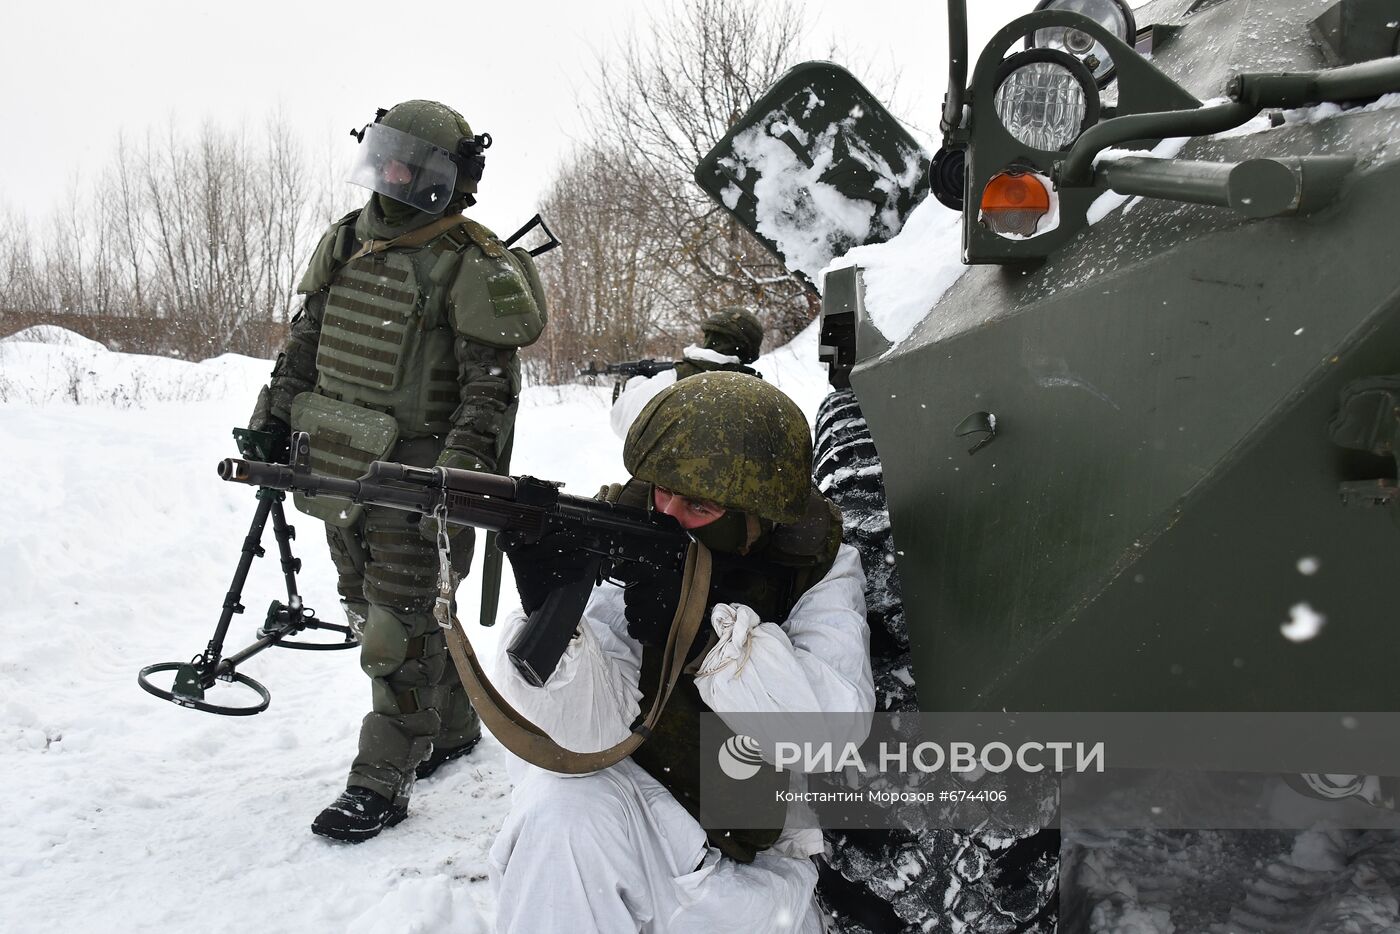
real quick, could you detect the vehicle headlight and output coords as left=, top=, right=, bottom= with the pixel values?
left=1026, top=0, right=1136, bottom=87
left=993, top=49, right=1100, bottom=152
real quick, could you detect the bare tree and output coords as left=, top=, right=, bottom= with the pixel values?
left=523, top=144, right=679, bottom=384
left=0, top=205, right=44, bottom=313
left=0, top=115, right=350, bottom=359
left=593, top=0, right=819, bottom=341
left=107, top=133, right=149, bottom=316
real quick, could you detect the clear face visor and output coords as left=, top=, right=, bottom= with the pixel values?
left=346, top=122, right=458, bottom=214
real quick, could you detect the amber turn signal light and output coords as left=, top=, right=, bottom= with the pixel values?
left=980, top=171, right=1052, bottom=237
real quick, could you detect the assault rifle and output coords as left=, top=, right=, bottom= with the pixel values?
left=218, top=431, right=692, bottom=687
left=579, top=359, right=676, bottom=402
left=578, top=358, right=676, bottom=380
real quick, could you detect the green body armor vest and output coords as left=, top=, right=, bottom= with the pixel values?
left=611, top=480, right=844, bottom=863
left=289, top=210, right=545, bottom=525
left=317, top=246, right=461, bottom=432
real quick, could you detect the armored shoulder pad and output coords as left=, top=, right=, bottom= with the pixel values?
left=296, top=210, right=361, bottom=295
left=511, top=246, right=549, bottom=330
left=447, top=220, right=545, bottom=348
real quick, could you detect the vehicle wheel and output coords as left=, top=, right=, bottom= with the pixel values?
left=814, top=388, right=911, bottom=711
left=812, top=388, right=1059, bottom=934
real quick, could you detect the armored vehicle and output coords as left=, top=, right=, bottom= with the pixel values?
left=698, top=0, right=1400, bottom=929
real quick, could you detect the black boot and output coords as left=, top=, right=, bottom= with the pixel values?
left=414, top=734, right=482, bottom=780
left=311, top=786, right=408, bottom=843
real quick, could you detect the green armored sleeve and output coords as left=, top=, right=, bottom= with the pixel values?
left=446, top=220, right=545, bottom=349
left=438, top=339, right=520, bottom=473
left=249, top=211, right=360, bottom=428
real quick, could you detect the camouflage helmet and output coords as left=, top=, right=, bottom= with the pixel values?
left=624, top=371, right=811, bottom=524
left=701, top=307, right=764, bottom=364
left=380, top=99, right=485, bottom=195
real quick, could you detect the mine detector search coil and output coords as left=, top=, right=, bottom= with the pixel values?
left=136, top=429, right=357, bottom=717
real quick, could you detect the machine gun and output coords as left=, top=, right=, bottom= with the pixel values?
left=218, top=431, right=693, bottom=687
left=579, top=358, right=676, bottom=401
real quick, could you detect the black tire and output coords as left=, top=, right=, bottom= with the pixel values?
left=814, top=389, right=909, bottom=705
left=813, top=388, right=1059, bottom=934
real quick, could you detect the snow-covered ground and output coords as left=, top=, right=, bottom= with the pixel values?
left=0, top=324, right=829, bottom=933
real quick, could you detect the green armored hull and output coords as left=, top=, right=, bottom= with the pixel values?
left=699, top=4, right=1400, bottom=927
left=702, top=0, right=1400, bottom=713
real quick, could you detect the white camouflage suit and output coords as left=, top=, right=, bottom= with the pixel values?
left=488, top=543, right=874, bottom=933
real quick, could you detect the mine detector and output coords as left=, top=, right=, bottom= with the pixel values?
left=696, top=0, right=1400, bottom=929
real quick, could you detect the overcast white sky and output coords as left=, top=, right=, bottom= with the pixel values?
left=3, top=1, right=1036, bottom=237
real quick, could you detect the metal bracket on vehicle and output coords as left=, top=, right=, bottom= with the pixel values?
left=956, top=411, right=998, bottom=455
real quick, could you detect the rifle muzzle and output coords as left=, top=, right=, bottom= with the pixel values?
left=218, top=458, right=293, bottom=490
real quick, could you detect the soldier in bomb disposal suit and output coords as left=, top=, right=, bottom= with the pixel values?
left=247, top=99, right=546, bottom=842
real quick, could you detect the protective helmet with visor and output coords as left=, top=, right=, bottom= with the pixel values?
left=347, top=106, right=490, bottom=215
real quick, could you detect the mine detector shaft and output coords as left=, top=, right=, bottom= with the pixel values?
left=696, top=0, right=1400, bottom=713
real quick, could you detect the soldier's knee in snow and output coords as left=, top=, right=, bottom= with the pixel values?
left=510, top=771, right=632, bottom=845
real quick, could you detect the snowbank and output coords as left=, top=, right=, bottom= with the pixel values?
left=0, top=327, right=268, bottom=408
left=0, top=328, right=823, bottom=932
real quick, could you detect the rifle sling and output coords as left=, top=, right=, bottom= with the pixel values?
left=440, top=541, right=713, bottom=774
left=478, top=431, right=515, bottom=628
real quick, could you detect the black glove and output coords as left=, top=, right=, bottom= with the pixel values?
left=247, top=383, right=292, bottom=462
left=418, top=449, right=493, bottom=542
left=614, top=562, right=689, bottom=649
left=498, top=530, right=594, bottom=616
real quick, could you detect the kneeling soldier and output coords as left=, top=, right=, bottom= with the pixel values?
left=491, top=372, right=874, bottom=932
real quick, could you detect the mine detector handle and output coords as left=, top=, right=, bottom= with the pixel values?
left=218, top=433, right=693, bottom=686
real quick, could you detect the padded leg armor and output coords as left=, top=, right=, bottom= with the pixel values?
left=326, top=506, right=480, bottom=807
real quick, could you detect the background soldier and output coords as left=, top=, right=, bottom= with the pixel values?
left=608, top=306, right=764, bottom=438
left=672, top=306, right=765, bottom=379
left=247, top=99, right=546, bottom=842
